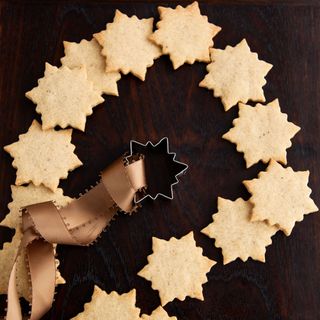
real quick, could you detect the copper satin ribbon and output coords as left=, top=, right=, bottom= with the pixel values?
left=6, top=156, right=146, bottom=320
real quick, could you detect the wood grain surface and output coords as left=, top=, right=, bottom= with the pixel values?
left=1, top=1, right=320, bottom=319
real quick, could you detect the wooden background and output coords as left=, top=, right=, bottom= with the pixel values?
left=1, top=0, right=320, bottom=319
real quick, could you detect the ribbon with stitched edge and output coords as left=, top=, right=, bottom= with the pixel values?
left=6, top=155, right=146, bottom=320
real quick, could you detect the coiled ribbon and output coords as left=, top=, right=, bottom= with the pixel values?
left=6, top=156, right=146, bottom=320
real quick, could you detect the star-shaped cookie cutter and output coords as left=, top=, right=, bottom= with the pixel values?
left=125, top=137, right=188, bottom=203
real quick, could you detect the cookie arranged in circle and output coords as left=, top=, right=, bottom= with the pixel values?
left=202, top=197, right=278, bottom=264
left=4, top=120, right=82, bottom=191
left=61, top=38, right=121, bottom=96
left=223, top=99, right=300, bottom=168
left=25, top=63, right=104, bottom=131
left=138, top=231, right=216, bottom=305
left=141, top=306, right=177, bottom=320
left=71, top=286, right=141, bottom=320
left=199, top=39, right=273, bottom=111
left=0, top=184, right=72, bottom=230
left=243, top=160, right=318, bottom=236
left=150, top=1, right=221, bottom=69
left=94, top=10, right=162, bottom=81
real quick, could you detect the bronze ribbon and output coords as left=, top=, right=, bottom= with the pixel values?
left=6, top=156, right=146, bottom=320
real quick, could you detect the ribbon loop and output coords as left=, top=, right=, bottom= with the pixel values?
left=101, top=157, right=146, bottom=212
left=26, top=202, right=76, bottom=245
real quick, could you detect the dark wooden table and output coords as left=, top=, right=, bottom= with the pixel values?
left=1, top=1, right=320, bottom=319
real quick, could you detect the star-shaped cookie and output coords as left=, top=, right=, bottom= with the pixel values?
left=25, top=63, right=104, bottom=131
left=202, top=197, right=278, bottom=264
left=142, top=306, right=177, bottom=320
left=61, top=38, right=121, bottom=96
left=223, top=99, right=300, bottom=167
left=71, top=286, right=141, bottom=320
left=243, top=160, right=318, bottom=236
left=94, top=10, right=161, bottom=81
left=4, top=120, right=82, bottom=191
left=0, top=184, right=72, bottom=230
left=138, top=231, right=216, bottom=305
left=150, top=1, right=221, bottom=69
left=199, top=39, right=273, bottom=111
left=0, top=184, right=71, bottom=300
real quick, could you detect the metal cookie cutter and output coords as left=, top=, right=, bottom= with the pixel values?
left=125, top=137, right=188, bottom=204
